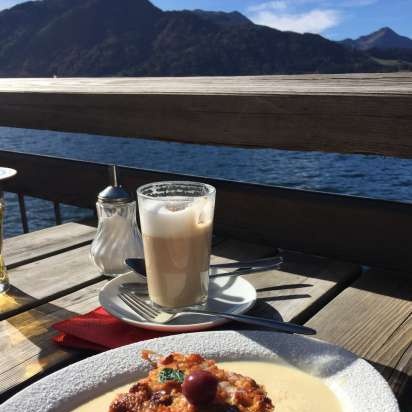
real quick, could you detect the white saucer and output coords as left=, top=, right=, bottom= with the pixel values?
left=99, top=273, right=257, bottom=332
left=0, top=167, right=16, bottom=181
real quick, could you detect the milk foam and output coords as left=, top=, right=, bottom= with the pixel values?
left=139, top=196, right=213, bottom=237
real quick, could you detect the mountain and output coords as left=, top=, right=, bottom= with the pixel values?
left=191, top=10, right=252, bottom=27
left=342, top=27, right=412, bottom=50
left=341, top=27, right=412, bottom=70
left=0, top=0, right=384, bottom=77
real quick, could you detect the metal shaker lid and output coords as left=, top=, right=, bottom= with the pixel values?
left=98, top=165, right=132, bottom=204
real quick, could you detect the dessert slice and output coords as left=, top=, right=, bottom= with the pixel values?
left=109, top=352, right=274, bottom=412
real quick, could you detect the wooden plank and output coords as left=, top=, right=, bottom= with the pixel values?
left=248, top=250, right=360, bottom=324
left=305, top=268, right=412, bottom=409
left=4, top=222, right=96, bottom=268
left=0, top=245, right=103, bottom=320
left=1, top=150, right=410, bottom=272
left=0, top=75, right=411, bottom=157
left=0, top=239, right=360, bottom=399
left=211, top=238, right=276, bottom=264
left=0, top=74, right=412, bottom=94
left=0, top=281, right=105, bottom=402
left=212, top=242, right=361, bottom=323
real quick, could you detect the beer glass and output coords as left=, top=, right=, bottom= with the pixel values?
left=0, top=193, right=9, bottom=294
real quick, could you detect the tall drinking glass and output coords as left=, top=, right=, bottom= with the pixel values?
left=137, top=181, right=215, bottom=310
left=0, top=193, right=8, bottom=294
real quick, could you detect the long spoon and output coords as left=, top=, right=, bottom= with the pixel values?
left=125, top=256, right=283, bottom=279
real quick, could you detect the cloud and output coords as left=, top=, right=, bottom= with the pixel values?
left=248, top=0, right=378, bottom=7
left=246, top=0, right=378, bottom=34
left=340, top=0, right=378, bottom=6
left=0, top=1, right=24, bottom=11
left=248, top=1, right=289, bottom=12
left=250, top=8, right=341, bottom=34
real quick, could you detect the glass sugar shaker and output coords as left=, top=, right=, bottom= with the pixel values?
left=90, top=166, right=143, bottom=277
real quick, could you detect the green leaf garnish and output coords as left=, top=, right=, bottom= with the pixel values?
left=159, top=368, right=185, bottom=384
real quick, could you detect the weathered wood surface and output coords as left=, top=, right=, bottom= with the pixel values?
left=0, top=245, right=103, bottom=320
left=1, top=74, right=412, bottom=94
left=4, top=222, right=96, bottom=268
left=212, top=243, right=361, bottom=323
left=0, top=234, right=360, bottom=400
left=306, top=268, right=412, bottom=410
left=1, top=151, right=412, bottom=272
left=0, top=281, right=105, bottom=402
left=248, top=250, right=360, bottom=324
left=0, top=74, right=412, bottom=157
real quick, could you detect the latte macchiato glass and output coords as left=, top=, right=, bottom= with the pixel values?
left=137, top=181, right=215, bottom=310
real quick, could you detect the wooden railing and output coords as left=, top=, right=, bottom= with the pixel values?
left=0, top=73, right=411, bottom=157
left=15, top=190, right=63, bottom=233
left=0, top=73, right=411, bottom=271
left=1, top=150, right=412, bottom=272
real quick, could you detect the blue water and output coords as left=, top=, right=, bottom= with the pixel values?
left=1, top=126, right=412, bottom=238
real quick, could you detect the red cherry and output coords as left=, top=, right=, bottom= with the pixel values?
left=182, top=370, right=218, bottom=405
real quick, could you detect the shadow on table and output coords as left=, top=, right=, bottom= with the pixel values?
left=369, top=360, right=411, bottom=412
left=211, top=269, right=312, bottom=318
left=348, top=268, right=412, bottom=301
left=214, top=238, right=412, bottom=301
left=215, top=240, right=411, bottom=323
left=0, top=282, right=64, bottom=321
left=272, top=249, right=410, bottom=302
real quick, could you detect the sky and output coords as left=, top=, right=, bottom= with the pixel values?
left=1, top=0, right=411, bottom=40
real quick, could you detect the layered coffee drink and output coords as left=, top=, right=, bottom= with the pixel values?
left=137, top=182, right=215, bottom=309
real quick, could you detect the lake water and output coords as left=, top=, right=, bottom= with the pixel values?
left=1, top=126, right=412, bottom=238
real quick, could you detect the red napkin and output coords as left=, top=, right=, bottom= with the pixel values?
left=52, top=307, right=172, bottom=352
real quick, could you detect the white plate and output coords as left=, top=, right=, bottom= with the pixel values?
left=0, top=167, right=16, bottom=181
left=99, top=273, right=257, bottom=332
left=1, top=331, right=399, bottom=412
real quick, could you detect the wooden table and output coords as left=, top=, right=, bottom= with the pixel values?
left=0, top=222, right=410, bottom=410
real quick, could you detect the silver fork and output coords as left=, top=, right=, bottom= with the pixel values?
left=119, top=291, right=316, bottom=335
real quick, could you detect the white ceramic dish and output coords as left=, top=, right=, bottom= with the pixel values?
left=99, top=273, right=257, bottom=332
left=0, top=167, right=16, bottom=181
left=1, top=331, right=399, bottom=412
